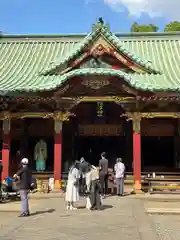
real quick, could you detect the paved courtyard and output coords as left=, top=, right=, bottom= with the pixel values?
left=1, top=196, right=180, bottom=240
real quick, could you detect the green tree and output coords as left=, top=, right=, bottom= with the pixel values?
left=164, top=21, right=180, bottom=32
left=131, top=22, right=159, bottom=32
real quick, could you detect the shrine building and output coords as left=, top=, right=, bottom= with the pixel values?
left=1, top=20, right=180, bottom=192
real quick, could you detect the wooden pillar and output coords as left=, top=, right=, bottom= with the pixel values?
left=54, top=119, right=62, bottom=190
left=2, top=117, right=11, bottom=180
left=132, top=113, right=141, bottom=193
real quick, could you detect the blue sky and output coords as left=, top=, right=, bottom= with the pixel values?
left=0, top=0, right=175, bottom=34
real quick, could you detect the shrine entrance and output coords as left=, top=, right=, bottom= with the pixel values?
left=67, top=101, right=129, bottom=168
left=141, top=118, right=176, bottom=172
left=76, top=136, right=126, bottom=167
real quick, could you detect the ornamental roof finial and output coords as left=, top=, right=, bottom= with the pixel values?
left=92, top=18, right=110, bottom=32
left=98, top=17, right=104, bottom=24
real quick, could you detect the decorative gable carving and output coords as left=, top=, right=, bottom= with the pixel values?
left=79, top=57, right=111, bottom=69
left=67, top=36, right=148, bottom=74
left=81, top=78, right=110, bottom=90
left=42, top=19, right=159, bottom=76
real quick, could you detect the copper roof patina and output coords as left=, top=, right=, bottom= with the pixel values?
left=0, top=20, right=180, bottom=94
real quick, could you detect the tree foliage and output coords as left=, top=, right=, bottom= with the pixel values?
left=131, top=22, right=159, bottom=32
left=164, top=21, right=180, bottom=32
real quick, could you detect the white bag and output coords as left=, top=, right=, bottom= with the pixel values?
left=86, top=197, right=91, bottom=209
left=48, top=178, right=54, bottom=191
left=86, top=196, right=103, bottom=209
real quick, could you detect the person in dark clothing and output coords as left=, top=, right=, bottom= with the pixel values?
left=79, top=158, right=91, bottom=174
left=86, top=166, right=102, bottom=210
left=0, top=161, right=3, bottom=200
left=13, top=158, right=32, bottom=217
left=99, top=152, right=109, bottom=197
left=89, top=178, right=102, bottom=210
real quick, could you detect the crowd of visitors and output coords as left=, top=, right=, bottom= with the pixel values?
left=0, top=151, right=125, bottom=216
left=65, top=152, right=126, bottom=211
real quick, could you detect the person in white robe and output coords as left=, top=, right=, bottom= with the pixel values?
left=114, top=158, right=125, bottom=196
left=65, top=161, right=80, bottom=210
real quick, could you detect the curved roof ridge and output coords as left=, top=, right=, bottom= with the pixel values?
left=0, top=67, right=179, bottom=94
left=51, top=68, right=164, bottom=91
left=41, top=22, right=160, bottom=75
left=1, top=31, right=180, bottom=39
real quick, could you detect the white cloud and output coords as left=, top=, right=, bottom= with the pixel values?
left=103, top=0, right=180, bottom=19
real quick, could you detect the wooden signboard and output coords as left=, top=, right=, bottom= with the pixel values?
left=11, top=120, right=24, bottom=139
left=78, top=124, right=124, bottom=136
left=28, top=120, right=53, bottom=137
left=141, top=120, right=175, bottom=136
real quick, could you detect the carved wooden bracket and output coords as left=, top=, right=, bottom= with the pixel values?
left=53, top=111, right=70, bottom=122
left=1, top=111, right=11, bottom=120
left=0, top=111, right=11, bottom=134
left=141, top=112, right=180, bottom=118
left=0, top=111, right=73, bottom=122
left=132, top=117, right=141, bottom=134
left=132, top=112, right=141, bottom=134
left=122, top=112, right=141, bottom=134
left=122, top=111, right=180, bottom=134
left=122, top=112, right=180, bottom=119
left=54, top=120, right=62, bottom=133
left=3, top=119, right=11, bottom=134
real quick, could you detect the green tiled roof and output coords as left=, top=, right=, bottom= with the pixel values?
left=0, top=28, right=180, bottom=93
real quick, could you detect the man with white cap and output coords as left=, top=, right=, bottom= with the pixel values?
left=13, top=158, right=32, bottom=217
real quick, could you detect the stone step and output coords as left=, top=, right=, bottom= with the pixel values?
left=146, top=208, right=180, bottom=214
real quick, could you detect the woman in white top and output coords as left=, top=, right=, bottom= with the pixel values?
left=65, top=161, right=80, bottom=210
left=114, top=158, right=125, bottom=196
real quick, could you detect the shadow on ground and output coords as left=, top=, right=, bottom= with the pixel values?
left=101, top=204, right=113, bottom=210
left=105, top=192, right=132, bottom=198
left=30, top=208, right=55, bottom=216
left=78, top=205, right=113, bottom=210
